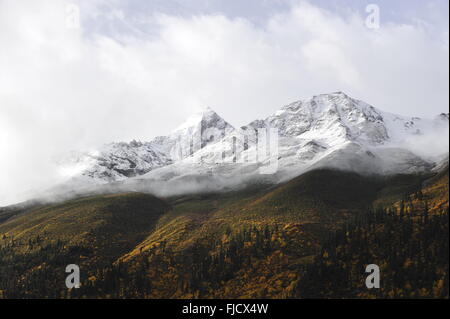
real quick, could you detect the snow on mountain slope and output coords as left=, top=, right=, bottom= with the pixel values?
left=61, top=107, right=234, bottom=183
left=58, top=140, right=172, bottom=182
left=58, top=92, right=449, bottom=196
left=165, top=106, right=234, bottom=159
left=244, top=92, right=439, bottom=147
left=137, top=92, right=447, bottom=188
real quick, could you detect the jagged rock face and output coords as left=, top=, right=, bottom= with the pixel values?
left=168, top=106, right=234, bottom=156
left=60, top=92, right=449, bottom=184
left=64, top=107, right=234, bottom=181
left=252, top=92, right=389, bottom=145
left=65, top=141, right=172, bottom=182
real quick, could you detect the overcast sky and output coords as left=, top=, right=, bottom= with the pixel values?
left=0, top=0, right=449, bottom=206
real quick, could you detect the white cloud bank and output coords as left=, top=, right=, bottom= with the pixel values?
left=0, top=0, right=448, bottom=206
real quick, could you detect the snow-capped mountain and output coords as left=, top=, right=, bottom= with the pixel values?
left=245, top=92, right=388, bottom=145
left=59, top=140, right=172, bottom=182
left=60, top=107, right=234, bottom=182
left=59, top=92, right=449, bottom=195
left=245, top=92, right=444, bottom=146
left=163, top=106, right=234, bottom=160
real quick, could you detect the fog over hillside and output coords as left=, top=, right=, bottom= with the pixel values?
left=0, top=0, right=448, bottom=206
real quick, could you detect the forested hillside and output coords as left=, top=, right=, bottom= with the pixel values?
left=0, top=168, right=447, bottom=298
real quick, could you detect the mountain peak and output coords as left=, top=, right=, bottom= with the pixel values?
left=59, top=92, right=448, bottom=185
left=197, top=105, right=215, bottom=113
left=173, top=106, right=233, bottom=134
left=319, top=91, right=350, bottom=98
left=252, top=92, right=389, bottom=145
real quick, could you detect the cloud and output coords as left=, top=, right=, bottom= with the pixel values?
left=0, top=0, right=448, bottom=206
